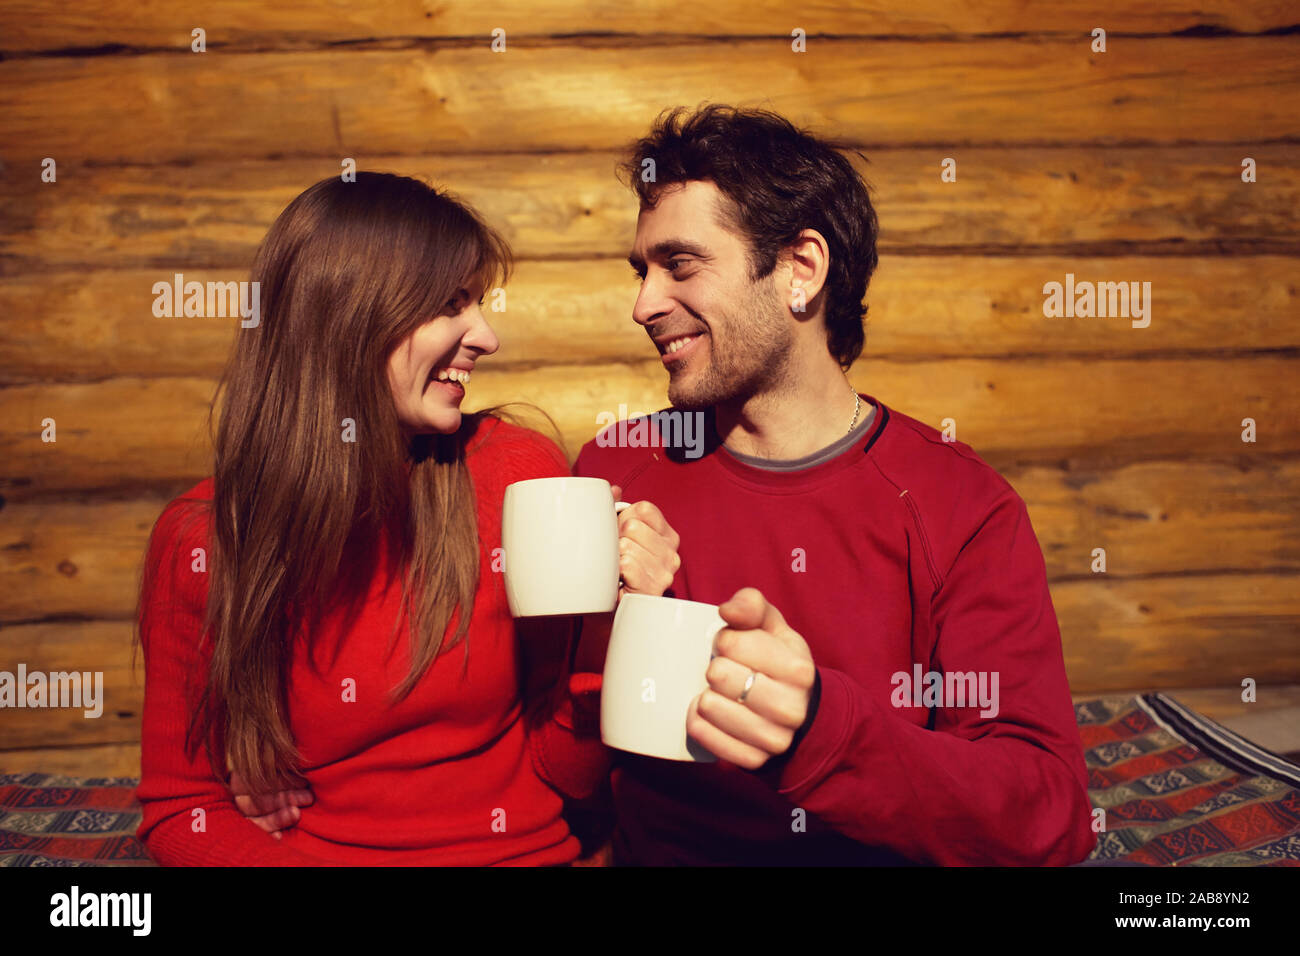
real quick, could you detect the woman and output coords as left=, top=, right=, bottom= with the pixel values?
left=135, top=172, right=678, bottom=865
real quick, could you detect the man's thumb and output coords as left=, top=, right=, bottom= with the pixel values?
left=719, top=588, right=765, bottom=628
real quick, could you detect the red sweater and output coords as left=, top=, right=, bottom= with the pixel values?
left=573, top=395, right=1097, bottom=865
left=135, top=416, right=607, bottom=866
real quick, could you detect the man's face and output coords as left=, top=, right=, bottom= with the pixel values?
left=627, top=181, right=794, bottom=410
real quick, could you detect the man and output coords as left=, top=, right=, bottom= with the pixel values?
left=238, top=104, right=1096, bottom=866
left=566, top=104, right=1096, bottom=865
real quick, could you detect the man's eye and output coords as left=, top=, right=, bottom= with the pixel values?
left=630, top=267, right=645, bottom=282
left=667, top=258, right=692, bottom=275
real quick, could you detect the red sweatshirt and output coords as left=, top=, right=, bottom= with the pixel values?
left=135, top=416, right=606, bottom=866
left=573, top=395, right=1097, bottom=866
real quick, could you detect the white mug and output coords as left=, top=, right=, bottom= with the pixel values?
left=600, top=594, right=722, bottom=762
left=502, top=476, right=629, bottom=616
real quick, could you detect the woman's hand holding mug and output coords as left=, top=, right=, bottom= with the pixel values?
left=502, top=476, right=679, bottom=616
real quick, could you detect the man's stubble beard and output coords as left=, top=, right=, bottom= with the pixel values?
left=667, top=278, right=795, bottom=412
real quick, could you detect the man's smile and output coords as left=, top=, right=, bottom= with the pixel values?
left=654, top=331, right=707, bottom=364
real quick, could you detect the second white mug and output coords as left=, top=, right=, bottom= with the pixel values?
left=600, top=594, right=722, bottom=763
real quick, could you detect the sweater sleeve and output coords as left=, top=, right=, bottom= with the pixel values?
left=492, top=425, right=614, bottom=802
left=134, top=497, right=336, bottom=866
left=764, top=490, right=1097, bottom=866
left=522, top=622, right=612, bottom=803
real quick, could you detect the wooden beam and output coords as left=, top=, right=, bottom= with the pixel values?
left=3, top=39, right=1296, bottom=164
left=0, top=620, right=142, bottom=750
left=0, top=741, right=141, bottom=778
left=4, top=146, right=1296, bottom=276
left=3, top=255, right=1297, bottom=384
left=1057, top=573, right=1300, bottom=693
left=1, top=2, right=1291, bottom=53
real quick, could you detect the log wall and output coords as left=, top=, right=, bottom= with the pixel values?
left=1, top=2, right=1297, bottom=771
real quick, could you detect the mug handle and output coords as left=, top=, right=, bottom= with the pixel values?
left=614, top=501, right=631, bottom=593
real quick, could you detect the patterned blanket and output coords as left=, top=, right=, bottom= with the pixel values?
left=3, top=693, right=1297, bottom=866
left=0, top=773, right=151, bottom=866
left=1079, top=693, right=1300, bottom=865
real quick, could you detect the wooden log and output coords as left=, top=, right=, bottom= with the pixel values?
left=0, top=152, right=638, bottom=273
left=1012, top=459, right=1300, bottom=579
left=0, top=741, right=141, bottom=778
left=0, top=261, right=650, bottom=383
left=0, top=1, right=1289, bottom=52
left=0, top=497, right=166, bottom=623
left=2, top=255, right=1296, bottom=384
left=3, top=357, right=1295, bottom=498
left=0, top=376, right=218, bottom=500
left=2, top=39, right=1296, bottom=165
left=0, top=620, right=142, bottom=749
left=5, top=460, right=1300, bottom=623
left=1055, top=573, right=1300, bottom=693
left=4, top=146, right=1296, bottom=276
left=844, top=356, right=1297, bottom=472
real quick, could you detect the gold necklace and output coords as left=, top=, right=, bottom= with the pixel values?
left=847, top=390, right=862, bottom=433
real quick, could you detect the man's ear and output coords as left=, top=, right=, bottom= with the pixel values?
left=784, top=228, right=830, bottom=318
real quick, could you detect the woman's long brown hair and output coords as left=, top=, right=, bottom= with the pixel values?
left=179, top=172, right=513, bottom=793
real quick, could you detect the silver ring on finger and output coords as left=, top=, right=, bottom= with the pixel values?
left=737, top=669, right=757, bottom=703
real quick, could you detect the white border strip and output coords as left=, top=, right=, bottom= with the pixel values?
left=1150, top=693, right=1300, bottom=788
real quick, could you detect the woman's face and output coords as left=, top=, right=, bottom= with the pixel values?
left=387, top=283, right=499, bottom=435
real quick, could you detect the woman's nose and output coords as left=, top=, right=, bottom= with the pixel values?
left=463, top=303, right=500, bottom=356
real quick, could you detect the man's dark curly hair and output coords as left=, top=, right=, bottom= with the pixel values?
left=617, top=103, right=880, bottom=370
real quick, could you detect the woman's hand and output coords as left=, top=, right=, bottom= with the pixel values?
left=612, top=484, right=681, bottom=599
left=227, top=759, right=314, bottom=839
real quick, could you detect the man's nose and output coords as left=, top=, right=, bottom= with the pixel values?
left=632, top=271, right=673, bottom=328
